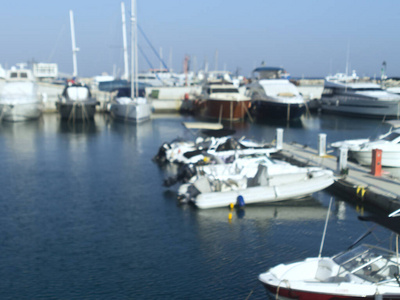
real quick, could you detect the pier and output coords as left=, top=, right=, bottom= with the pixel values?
left=274, top=140, right=400, bottom=214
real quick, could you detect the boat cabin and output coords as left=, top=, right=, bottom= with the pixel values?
left=252, top=67, right=290, bottom=80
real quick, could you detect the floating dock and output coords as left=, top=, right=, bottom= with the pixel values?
left=275, top=142, right=400, bottom=214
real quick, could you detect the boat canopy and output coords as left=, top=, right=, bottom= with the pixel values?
left=252, top=67, right=286, bottom=80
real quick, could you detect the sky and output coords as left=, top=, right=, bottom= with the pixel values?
left=0, top=0, right=399, bottom=78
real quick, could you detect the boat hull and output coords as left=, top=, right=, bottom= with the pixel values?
left=261, top=283, right=376, bottom=300
left=0, top=103, right=42, bottom=122
left=193, top=99, right=251, bottom=121
left=110, top=102, right=152, bottom=123
left=193, top=170, right=333, bottom=209
left=321, top=96, right=400, bottom=119
left=350, top=150, right=400, bottom=167
left=57, top=102, right=97, bottom=121
left=250, top=100, right=306, bottom=120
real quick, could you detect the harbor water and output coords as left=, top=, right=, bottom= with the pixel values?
left=0, top=113, right=399, bottom=299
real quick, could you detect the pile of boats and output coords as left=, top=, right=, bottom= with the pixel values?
left=154, top=129, right=335, bottom=209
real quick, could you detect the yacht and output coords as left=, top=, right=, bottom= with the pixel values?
left=331, top=120, right=400, bottom=167
left=246, top=67, right=307, bottom=120
left=320, top=81, right=400, bottom=118
left=57, top=82, right=98, bottom=121
left=193, top=71, right=251, bottom=121
left=0, top=65, right=42, bottom=122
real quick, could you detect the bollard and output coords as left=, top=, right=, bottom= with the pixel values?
left=318, top=133, right=327, bottom=156
left=371, top=149, right=382, bottom=176
left=337, top=147, right=348, bottom=175
left=276, top=128, right=283, bottom=150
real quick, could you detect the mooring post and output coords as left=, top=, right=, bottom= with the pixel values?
left=337, top=147, right=348, bottom=175
left=318, top=133, right=327, bottom=156
left=276, top=128, right=283, bottom=150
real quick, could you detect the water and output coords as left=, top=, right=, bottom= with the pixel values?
left=0, top=113, right=399, bottom=299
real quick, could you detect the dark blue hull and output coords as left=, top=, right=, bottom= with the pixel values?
left=250, top=100, right=306, bottom=120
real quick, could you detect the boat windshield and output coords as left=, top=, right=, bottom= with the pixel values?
left=209, top=88, right=239, bottom=94
left=382, top=132, right=400, bottom=142
left=333, top=245, right=400, bottom=283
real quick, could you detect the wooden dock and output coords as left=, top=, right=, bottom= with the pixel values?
left=275, top=142, right=400, bottom=214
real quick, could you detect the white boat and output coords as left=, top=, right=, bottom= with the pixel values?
left=321, top=80, right=400, bottom=118
left=245, top=66, right=307, bottom=120
left=154, top=135, right=275, bottom=165
left=177, top=155, right=334, bottom=209
left=110, top=87, right=152, bottom=123
left=57, top=82, right=98, bottom=121
left=259, top=243, right=400, bottom=299
left=331, top=121, right=400, bottom=167
left=0, top=65, right=42, bottom=122
left=109, top=0, right=152, bottom=124
left=193, top=73, right=251, bottom=121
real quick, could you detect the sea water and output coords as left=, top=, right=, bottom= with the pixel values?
left=0, top=113, right=398, bottom=299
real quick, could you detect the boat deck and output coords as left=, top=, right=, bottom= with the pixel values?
left=276, top=142, right=400, bottom=213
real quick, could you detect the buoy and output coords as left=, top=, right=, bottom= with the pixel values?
left=236, top=195, right=245, bottom=207
left=229, top=203, right=234, bottom=210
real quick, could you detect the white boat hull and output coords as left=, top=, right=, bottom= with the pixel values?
left=110, top=102, right=152, bottom=123
left=351, top=149, right=400, bottom=167
left=192, top=170, right=334, bottom=209
left=0, top=102, right=42, bottom=122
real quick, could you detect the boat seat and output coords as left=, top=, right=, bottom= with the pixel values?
left=315, top=258, right=339, bottom=282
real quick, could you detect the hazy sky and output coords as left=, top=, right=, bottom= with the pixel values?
left=1, top=0, right=399, bottom=78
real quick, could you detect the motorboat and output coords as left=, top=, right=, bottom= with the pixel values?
left=245, top=66, right=307, bottom=120
left=177, top=154, right=334, bottom=209
left=193, top=71, right=251, bottom=121
left=154, top=135, right=275, bottom=166
left=259, top=243, right=400, bottom=299
left=57, top=82, right=98, bottom=121
left=320, top=80, right=400, bottom=119
left=0, top=65, right=42, bottom=122
left=109, top=0, right=152, bottom=124
left=331, top=121, right=400, bottom=167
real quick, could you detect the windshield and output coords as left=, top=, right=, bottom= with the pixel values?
left=382, top=132, right=400, bottom=142
left=334, top=245, right=400, bottom=283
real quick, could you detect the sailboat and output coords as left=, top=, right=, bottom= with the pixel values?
left=109, top=0, right=152, bottom=123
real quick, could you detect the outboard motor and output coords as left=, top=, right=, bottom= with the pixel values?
left=163, top=164, right=197, bottom=187
left=153, top=142, right=171, bottom=163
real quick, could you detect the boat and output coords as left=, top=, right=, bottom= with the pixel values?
left=177, top=154, right=334, bottom=209
left=245, top=66, right=307, bottom=120
left=0, top=64, right=42, bottom=122
left=259, top=243, right=400, bottom=299
left=331, top=120, right=400, bottom=167
left=192, top=71, right=251, bottom=121
left=320, top=80, right=400, bottom=119
left=109, top=0, right=152, bottom=124
left=154, top=134, right=275, bottom=166
left=56, top=82, right=98, bottom=121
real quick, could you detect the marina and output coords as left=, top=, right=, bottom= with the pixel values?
left=0, top=112, right=399, bottom=299
left=2, top=0, right=400, bottom=299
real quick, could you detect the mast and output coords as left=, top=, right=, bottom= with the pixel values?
left=69, top=10, right=79, bottom=78
left=131, top=0, right=139, bottom=98
left=121, top=2, right=129, bottom=80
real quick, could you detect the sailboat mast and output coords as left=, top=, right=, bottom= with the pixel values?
left=134, top=0, right=139, bottom=98
left=130, top=0, right=135, bottom=99
left=121, top=2, right=129, bottom=80
left=69, top=10, right=79, bottom=78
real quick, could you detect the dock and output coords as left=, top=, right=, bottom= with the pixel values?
left=275, top=142, right=400, bottom=214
